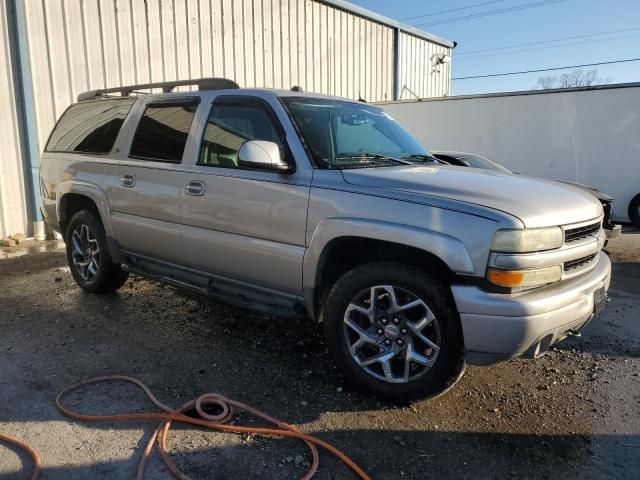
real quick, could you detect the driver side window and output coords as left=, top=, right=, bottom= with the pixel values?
left=199, top=97, right=287, bottom=169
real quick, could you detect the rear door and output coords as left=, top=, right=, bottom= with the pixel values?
left=179, top=93, right=312, bottom=294
left=109, top=97, right=200, bottom=263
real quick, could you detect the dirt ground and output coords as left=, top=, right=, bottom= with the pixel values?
left=0, top=230, right=639, bottom=479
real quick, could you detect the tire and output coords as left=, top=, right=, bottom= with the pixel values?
left=323, top=262, right=466, bottom=403
left=65, top=210, right=128, bottom=293
left=629, top=194, right=640, bottom=227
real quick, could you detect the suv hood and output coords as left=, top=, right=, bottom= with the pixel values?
left=342, top=165, right=602, bottom=228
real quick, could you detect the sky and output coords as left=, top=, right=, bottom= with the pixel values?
left=349, top=0, right=640, bottom=95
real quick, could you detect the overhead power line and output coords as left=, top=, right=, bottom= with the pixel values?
left=401, top=0, right=509, bottom=22
left=456, top=26, right=640, bottom=56
left=414, top=0, right=565, bottom=28
left=451, top=58, right=640, bottom=80
left=456, top=33, right=640, bottom=61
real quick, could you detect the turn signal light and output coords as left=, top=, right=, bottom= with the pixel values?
left=486, top=265, right=562, bottom=289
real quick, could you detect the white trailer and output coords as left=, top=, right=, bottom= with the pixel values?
left=380, top=83, right=640, bottom=225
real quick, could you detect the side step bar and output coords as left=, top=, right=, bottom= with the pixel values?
left=121, top=262, right=302, bottom=318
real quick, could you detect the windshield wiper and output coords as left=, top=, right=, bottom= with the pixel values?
left=402, top=154, right=440, bottom=163
left=335, top=152, right=412, bottom=165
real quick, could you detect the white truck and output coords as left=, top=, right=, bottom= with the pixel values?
left=381, top=83, right=640, bottom=226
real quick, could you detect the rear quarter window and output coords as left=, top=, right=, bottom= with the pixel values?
left=45, top=98, right=136, bottom=154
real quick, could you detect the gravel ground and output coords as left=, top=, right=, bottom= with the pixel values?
left=0, top=230, right=639, bottom=479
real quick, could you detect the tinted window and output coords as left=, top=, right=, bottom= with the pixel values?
left=130, top=101, right=198, bottom=162
left=199, top=98, right=287, bottom=168
left=46, top=99, right=135, bottom=154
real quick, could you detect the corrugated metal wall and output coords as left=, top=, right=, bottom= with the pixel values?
left=0, top=1, right=30, bottom=239
left=397, top=31, right=451, bottom=100
left=0, top=0, right=452, bottom=238
left=23, top=0, right=449, bottom=151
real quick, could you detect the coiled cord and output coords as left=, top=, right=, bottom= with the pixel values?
left=54, top=375, right=371, bottom=480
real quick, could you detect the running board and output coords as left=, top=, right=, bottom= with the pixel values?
left=121, top=262, right=301, bottom=318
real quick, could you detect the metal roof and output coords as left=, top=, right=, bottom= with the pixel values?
left=319, top=0, right=455, bottom=48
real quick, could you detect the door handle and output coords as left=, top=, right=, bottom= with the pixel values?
left=120, top=174, right=136, bottom=187
left=185, top=180, right=205, bottom=196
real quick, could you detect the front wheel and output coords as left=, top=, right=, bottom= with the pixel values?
left=323, top=262, right=465, bottom=402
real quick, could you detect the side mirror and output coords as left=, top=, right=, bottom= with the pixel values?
left=238, top=140, right=292, bottom=173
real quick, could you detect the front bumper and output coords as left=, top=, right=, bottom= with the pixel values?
left=451, top=251, right=611, bottom=365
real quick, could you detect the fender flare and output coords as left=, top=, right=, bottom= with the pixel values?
left=302, top=217, right=475, bottom=318
left=57, top=181, right=124, bottom=263
left=57, top=181, right=114, bottom=236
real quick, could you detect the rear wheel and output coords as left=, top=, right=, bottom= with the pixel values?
left=629, top=194, right=640, bottom=227
left=323, top=262, right=465, bottom=402
left=65, top=210, right=128, bottom=293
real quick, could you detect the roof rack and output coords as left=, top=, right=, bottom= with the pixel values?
left=77, top=77, right=240, bottom=102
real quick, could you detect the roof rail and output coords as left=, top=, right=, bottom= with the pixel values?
left=77, top=77, right=240, bottom=102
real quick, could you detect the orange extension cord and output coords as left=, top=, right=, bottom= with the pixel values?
left=35, top=375, right=368, bottom=480
left=0, top=433, right=41, bottom=480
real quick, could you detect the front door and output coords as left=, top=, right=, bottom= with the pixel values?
left=180, top=95, right=311, bottom=294
left=109, top=97, right=199, bottom=263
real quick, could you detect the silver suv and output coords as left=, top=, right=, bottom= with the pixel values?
left=40, top=78, right=611, bottom=401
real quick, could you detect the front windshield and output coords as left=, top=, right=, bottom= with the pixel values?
left=282, top=97, right=431, bottom=168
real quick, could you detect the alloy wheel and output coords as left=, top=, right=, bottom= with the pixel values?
left=70, top=223, right=100, bottom=281
left=342, top=285, right=441, bottom=384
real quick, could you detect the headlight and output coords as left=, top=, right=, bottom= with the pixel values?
left=487, top=265, right=562, bottom=289
left=491, top=227, right=563, bottom=253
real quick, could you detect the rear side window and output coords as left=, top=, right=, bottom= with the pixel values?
left=129, top=100, right=199, bottom=163
left=45, top=99, right=135, bottom=154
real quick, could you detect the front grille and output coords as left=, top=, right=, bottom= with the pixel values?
left=564, top=253, right=597, bottom=272
left=564, top=222, right=600, bottom=243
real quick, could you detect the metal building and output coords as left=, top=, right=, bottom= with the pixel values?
left=0, top=0, right=453, bottom=239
